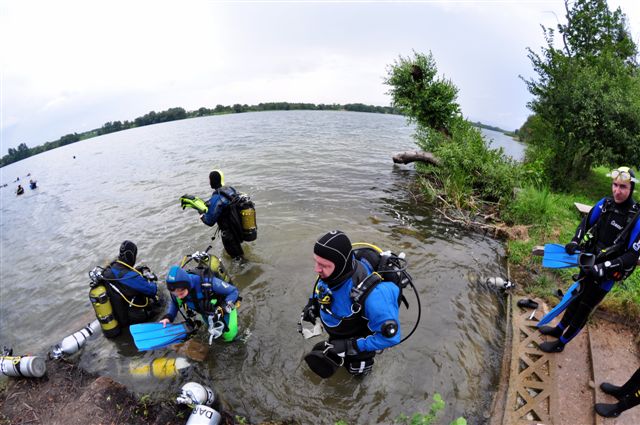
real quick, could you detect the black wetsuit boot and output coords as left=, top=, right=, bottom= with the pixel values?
left=600, top=368, right=640, bottom=400
left=538, top=339, right=565, bottom=353
left=596, top=368, right=640, bottom=417
left=595, top=393, right=640, bottom=418
left=539, top=325, right=563, bottom=338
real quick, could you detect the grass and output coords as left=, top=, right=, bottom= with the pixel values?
left=504, top=167, right=640, bottom=321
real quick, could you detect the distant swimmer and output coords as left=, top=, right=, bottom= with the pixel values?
left=16, top=185, right=24, bottom=195
left=29, top=180, right=37, bottom=190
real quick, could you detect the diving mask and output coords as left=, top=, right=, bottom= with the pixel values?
left=608, top=167, right=638, bottom=183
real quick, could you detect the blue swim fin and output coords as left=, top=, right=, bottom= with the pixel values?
left=129, top=323, right=191, bottom=351
left=542, top=244, right=580, bottom=268
left=537, top=280, right=582, bottom=327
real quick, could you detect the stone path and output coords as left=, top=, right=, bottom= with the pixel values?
left=491, top=295, right=640, bottom=425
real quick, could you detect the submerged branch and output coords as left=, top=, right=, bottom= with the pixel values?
left=392, top=151, right=440, bottom=165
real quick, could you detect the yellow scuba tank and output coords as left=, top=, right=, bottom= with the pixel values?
left=129, top=356, right=190, bottom=379
left=237, top=194, right=257, bottom=241
left=88, top=267, right=120, bottom=338
left=181, top=252, right=230, bottom=282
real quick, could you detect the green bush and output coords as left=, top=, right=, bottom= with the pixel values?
left=415, top=117, right=520, bottom=208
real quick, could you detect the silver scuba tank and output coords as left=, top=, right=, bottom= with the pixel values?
left=50, top=319, right=101, bottom=359
left=485, top=277, right=514, bottom=290
left=177, top=381, right=216, bottom=406
left=0, top=349, right=46, bottom=378
left=185, top=405, right=221, bottom=425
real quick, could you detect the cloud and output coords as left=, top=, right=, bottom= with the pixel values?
left=1, top=0, right=639, bottom=153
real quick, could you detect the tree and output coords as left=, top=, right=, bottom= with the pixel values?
left=384, top=51, right=460, bottom=137
left=523, top=0, right=640, bottom=189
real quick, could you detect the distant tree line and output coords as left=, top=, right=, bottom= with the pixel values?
left=1, top=102, right=400, bottom=167
left=472, top=121, right=518, bottom=137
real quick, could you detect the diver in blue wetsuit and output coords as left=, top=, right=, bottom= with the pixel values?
left=160, top=265, right=240, bottom=342
left=539, top=167, right=640, bottom=353
left=181, top=170, right=246, bottom=259
left=101, top=240, right=161, bottom=328
left=302, top=230, right=401, bottom=378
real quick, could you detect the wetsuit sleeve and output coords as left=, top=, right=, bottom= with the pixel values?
left=210, top=277, right=239, bottom=304
left=120, top=271, right=158, bottom=297
left=201, top=193, right=225, bottom=226
left=357, top=282, right=401, bottom=352
left=571, top=198, right=606, bottom=243
left=163, top=296, right=179, bottom=322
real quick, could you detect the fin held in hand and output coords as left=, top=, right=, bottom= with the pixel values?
left=542, top=243, right=579, bottom=268
left=130, top=323, right=192, bottom=351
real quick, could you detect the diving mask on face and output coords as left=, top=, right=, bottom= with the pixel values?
left=607, top=167, right=638, bottom=183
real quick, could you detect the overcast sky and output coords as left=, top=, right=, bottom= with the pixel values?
left=1, top=0, right=639, bottom=155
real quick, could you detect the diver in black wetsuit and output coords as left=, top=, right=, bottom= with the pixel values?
left=596, top=367, right=640, bottom=418
left=538, top=167, right=640, bottom=353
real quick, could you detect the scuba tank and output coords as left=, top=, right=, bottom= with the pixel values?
left=485, top=277, right=514, bottom=290
left=237, top=194, right=257, bottom=242
left=186, top=405, right=222, bottom=425
left=50, top=320, right=101, bottom=359
left=88, top=267, right=120, bottom=338
left=181, top=250, right=230, bottom=282
left=129, top=356, right=190, bottom=379
left=0, top=348, right=46, bottom=378
left=177, top=382, right=216, bottom=406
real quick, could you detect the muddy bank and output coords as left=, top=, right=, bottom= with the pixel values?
left=0, top=358, right=242, bottom=425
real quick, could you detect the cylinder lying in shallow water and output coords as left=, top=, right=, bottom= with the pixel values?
left=485, top=277, right=514, bottom=290
left=185, top=405, right=221, bottom=425
left=177, top=382, right=216, bottom=406
left=50, top=319, right=101, bottom=359
left=0, top=355, right=46, bottom=378
left=129, top=356, right=190, bottom=379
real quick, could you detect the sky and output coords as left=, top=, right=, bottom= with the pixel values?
left=1, top=0, right=639, bottom=155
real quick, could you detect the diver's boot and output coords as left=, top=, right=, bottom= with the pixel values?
left=538, top=325, right=563, bottom=338
left=595, top=395, right=639, bottom=418
left=539, top=339, right=565, bottom=353
left=600, top=382, right=625, bottom=400
left=595, top=402, right=625, bottom=418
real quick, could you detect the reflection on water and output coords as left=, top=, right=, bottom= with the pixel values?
left=0, top=111, right=509, bottom=424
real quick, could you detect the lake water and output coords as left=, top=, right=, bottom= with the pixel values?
left=0, top=111, right=522, bottom=424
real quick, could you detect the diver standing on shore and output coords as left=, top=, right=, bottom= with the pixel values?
left=538, top=167, right=640, bottom=353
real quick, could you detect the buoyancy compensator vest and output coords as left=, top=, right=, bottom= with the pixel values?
left=581, top=198, right=640, bottom=280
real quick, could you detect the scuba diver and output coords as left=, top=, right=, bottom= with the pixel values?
left=538, top=167, right=640, bottom=353
left=89, top=240, right=161, bottom=338
left=160, top=263, right=240, bottom=344
left=596, top=367, right=640, bottom=418
left=180, top=170, right=257, bottom=260
left=301, top=230, right=405, bottom=378
left=16, top=185, right=24, bottom=195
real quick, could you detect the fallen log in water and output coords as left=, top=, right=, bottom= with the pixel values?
left=392, top=151, right=439, bottom=165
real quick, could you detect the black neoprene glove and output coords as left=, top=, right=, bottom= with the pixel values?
left=565, top=241, right=579, bottom=255
left=302, top=298, right=320, bottom=324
